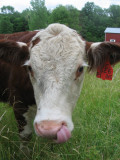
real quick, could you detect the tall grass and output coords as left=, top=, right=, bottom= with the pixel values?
left=0, top=64, right=120, bottom=160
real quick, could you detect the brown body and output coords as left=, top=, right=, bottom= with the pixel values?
left=0, top=31, right=38, bottom=43
left=0, top=40, right=35, bottom=134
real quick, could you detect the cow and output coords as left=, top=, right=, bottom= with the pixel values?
left=0, top=30, right=38, bottom=43
left=0, top=23, right=120, bottom=154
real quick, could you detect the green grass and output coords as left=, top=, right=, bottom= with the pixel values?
left=0, top=64, right=120, bottom=160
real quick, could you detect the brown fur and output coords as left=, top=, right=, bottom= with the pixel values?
left=87, top=42, right=120, bottom=71
left=85, top=41, right=93, bottom=52
left=0, top=40, right=29, bottom=65
left=0, top=31, right=38, bottom=43
left=31, top=37, right=40, bottom=48
left=18, top=31, right=38, bottom=43
left=0, top=31, right=30, bottom=41
left=0, top=40, right=35, bottom=133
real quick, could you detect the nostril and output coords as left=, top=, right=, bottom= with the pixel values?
left=61, top=121, right=67, bottom=127
left=41, top=124, right=44, bottom=129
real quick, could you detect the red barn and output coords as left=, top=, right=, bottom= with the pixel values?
left=105, top=27, right=120, bottom=43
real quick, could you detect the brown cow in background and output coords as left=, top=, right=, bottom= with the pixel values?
left=0, top=30, right=38, bottom=43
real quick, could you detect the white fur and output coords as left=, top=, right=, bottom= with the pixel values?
left=17, top=42, right=27, bottom=47
left=27, top=23, right=86, bottom=132
left=23, top=60, right=31, bottom=66
left=20, top=105, right=36, bottom=138
left=91, top=42, right=102, bottom=50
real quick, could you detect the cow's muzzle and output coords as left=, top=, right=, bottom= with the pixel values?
left=34, top=120, right=71, bottom=143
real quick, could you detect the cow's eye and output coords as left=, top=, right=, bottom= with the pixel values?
left=78, top=66, right=84, bottom=73
left=75, top=66, right=84, bottom=80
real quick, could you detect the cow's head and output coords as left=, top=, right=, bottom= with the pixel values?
left=26, top=24, right=87, bottom=143
left=0, top=24, right=120, bottom=143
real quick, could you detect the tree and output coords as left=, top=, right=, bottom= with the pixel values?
left=28, top=0, right=48, bottom=30
left=0, top=6, right=29, bottom=33
left=79, top=2, right=111, bottom=41
left=49, top=5, right=80, bottom=32
left=1, top=6, right=15, bottom=14
left=12, top=16, right=29, bottom=32
left=49, top=5, right=69, bottom=25
left=108, top=5, right=120, bottom=27
left=66, top=5, right=80, bottom=32
left=11, top=12, right=29, bottom=32
left=0, top=16, right=13, bottom=33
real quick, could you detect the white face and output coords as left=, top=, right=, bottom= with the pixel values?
left=27, top=24, right=86, bottom=132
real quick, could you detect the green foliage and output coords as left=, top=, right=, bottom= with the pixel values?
left=28, top=0, right=48, bottom=30
left=79, top=2, right=111, bottom=41
left=1, top=6, right=15, bottom=14
left=48, top=5, right=80, bottom=33
left=0, top=1, right=120, bottom=41
left=10, top=12, right=29, bottom=32
left=108, top=5, right=120, bottom=27
left=49, top=5, right=69, bottom=25
left=0, top=6, right=29, bottom=33
left=0, top=16, right=13, bottom=33
left=66, top=5, right=80, bottom=32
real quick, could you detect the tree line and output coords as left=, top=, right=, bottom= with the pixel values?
left=0, top=0, right=120, bottom=41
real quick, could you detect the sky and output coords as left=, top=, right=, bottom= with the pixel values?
left=0, top=0, right=120, bottom=12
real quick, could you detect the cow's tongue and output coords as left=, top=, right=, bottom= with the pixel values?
left=55, top=125, right=71, bottom=143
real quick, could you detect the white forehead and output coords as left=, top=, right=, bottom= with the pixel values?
left=29, top=23, right=86, bottom=72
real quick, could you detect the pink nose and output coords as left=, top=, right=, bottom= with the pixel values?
left=35, top=120, right=71, bottom=143
left=35, top=120, right=62, bottom=137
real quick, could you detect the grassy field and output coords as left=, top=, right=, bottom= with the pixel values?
left=0, top=64, right=120, bottom=160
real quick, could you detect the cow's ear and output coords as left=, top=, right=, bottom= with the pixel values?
left=0, top=40, right=29, bottom=65
left=86, top=41, right=120, bottom=71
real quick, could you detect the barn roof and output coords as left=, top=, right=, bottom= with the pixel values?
left=105, top=27, right=120, bottom=34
